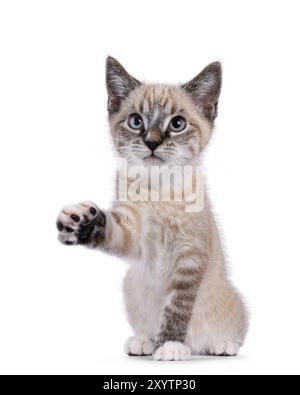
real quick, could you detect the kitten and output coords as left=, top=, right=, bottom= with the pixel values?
left=56, top=57, right=248, bottom=361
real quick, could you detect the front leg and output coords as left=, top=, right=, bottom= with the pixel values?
left=153, top=252, right=207, bottom=361
left=56, top=201, right=140, bottom=257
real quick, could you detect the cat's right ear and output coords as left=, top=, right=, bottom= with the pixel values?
left=106, top=56, right=141, bottom=113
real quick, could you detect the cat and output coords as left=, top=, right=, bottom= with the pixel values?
left=56, top=57, right=248, bottom=361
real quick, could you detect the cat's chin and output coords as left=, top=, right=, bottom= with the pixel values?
left=142, top=155, right=165, bottom=166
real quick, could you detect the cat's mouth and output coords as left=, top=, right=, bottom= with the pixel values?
left=143, top=153, right=165, bottom=164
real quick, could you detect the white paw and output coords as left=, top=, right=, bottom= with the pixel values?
left=209, top=341, right=240, bottom=356
left=124, top=336, right=154, bottom=356
left=56, top=201, right=105, bottom=245
left=153, top=341, right=191, bottom=361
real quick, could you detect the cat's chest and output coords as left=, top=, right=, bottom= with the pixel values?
left=144, top=202, right=186, bottom=237
left=138, top=204, right=185, bottom=270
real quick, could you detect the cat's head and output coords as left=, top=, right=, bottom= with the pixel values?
left=106, top=57, right=222, bottom=166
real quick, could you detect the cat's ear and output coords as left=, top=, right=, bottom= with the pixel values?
left=106, top=56, right=141, bottom=113
left=182, top=62, right=222, bottom=121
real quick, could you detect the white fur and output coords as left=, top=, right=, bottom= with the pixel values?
left=153, top=342, right=191, bottom=361
left=124, top=336, right=154, bottom=356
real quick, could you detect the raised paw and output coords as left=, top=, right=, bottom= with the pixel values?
left=124, top=336, right=154, bottom=356
left=153, top=341, right=191, bottom=361
left=56, top=201, right=106, bottom=246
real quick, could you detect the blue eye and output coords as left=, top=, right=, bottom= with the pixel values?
left=128, top=114, right=143, bottom=130
left=169, top=116, right=187, bottom=132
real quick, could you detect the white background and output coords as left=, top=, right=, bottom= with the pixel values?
left=0, top=0, right=299, bottom=375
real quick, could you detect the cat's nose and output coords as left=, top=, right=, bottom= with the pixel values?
left=144, top=140, right=162, bottom=152
left=144, top=131, right=163, bottom=152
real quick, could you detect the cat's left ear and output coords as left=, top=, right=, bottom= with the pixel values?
left=106, top=56, right=141, bottom=113
left=182, top=62, right=222, bottom=121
